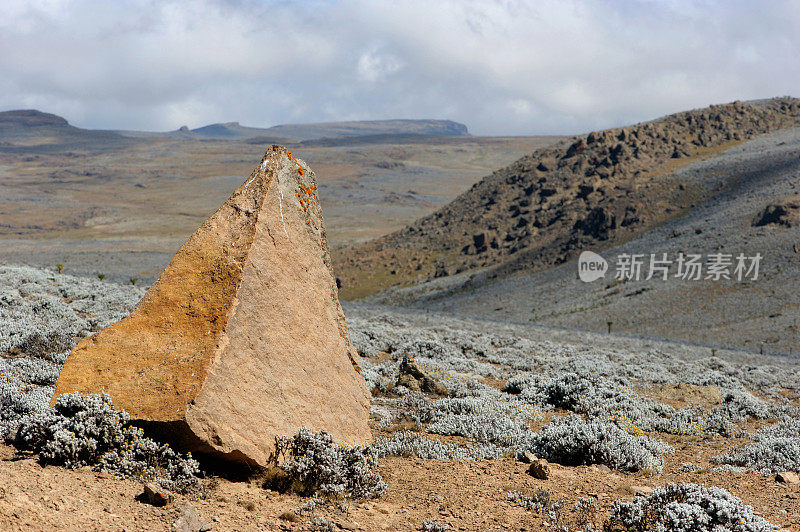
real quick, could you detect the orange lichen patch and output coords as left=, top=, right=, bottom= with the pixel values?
left=287, top=151, right=304, bottom=175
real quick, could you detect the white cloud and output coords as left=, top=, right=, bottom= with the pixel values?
left=357, top=45, right=403, bottom=82
left=0, top=0, right=798, bottom=135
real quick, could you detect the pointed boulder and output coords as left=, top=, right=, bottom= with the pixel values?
left=52, top=146, right=371, bottom=466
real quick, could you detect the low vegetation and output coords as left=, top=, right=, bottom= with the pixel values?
left=9, top=392, right=200, bottom=493
left=605, top=483, right=781, bottom=531
left=1, top=265, right=798, bottom=529
left=273, top=428, right=386, bottom=500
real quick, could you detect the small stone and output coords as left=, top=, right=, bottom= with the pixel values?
left=630, top=486, right=653, bottom=497
left=590, top=464, right=611, bottom=473
left=337, top=520, right=358, bottom=530
left=527, top=459, right=550, bottom=480
left=520, top=452, right=537, bottom=464
left=143, top=482, right=174, bottom=507
left=174, top=502, right=212, bottom=532
left=776, top=472, right=800, bottom=485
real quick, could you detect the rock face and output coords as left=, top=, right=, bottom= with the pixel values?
left=753, top=192, right=800, bottom=228
left=53, top=145, right=371, bottom=466
left=396, top=355, right=448, bottom=395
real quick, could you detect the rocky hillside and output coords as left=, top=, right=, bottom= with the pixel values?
left=336, top=98, right=800, bottom=298
left=370, top=126, right=800, bottom=354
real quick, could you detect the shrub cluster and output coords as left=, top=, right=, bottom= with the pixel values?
left=505, top=372, right=780, bottom=437
left=712, top=437, right=800, bottom=474
left=751, top=420, right=800, bottom=440
left=0, top=367, right=53, bottom=439
left=13, top=392, right=129, bottom=467
left=417, top=394, right=541, bottom=448
left=507, top=488, right=553, bottom=512
left=372, top=431, right=506, bottom=461
left=347, top=306, right=800, bottom=400
left=310, top=517, right=336, bottom=531
left=0, top=265, right=144, bottom=360
left=419, top=519, right=451, bottom=531
left=530, top=415, right=673, bottom=473
left=605, top=483, right=780, bottom=531
left=10, top=392, right=199, bottom=493
left=275, top=428, right=386, bottom=500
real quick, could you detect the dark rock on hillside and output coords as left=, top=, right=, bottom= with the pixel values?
left=396, top=355, right=448, bottom=395
left=754, top=193, right=800, bottom=227
left=575, top=206, right=616, bottom=239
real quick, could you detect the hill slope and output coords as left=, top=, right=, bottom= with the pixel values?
left=368, top=125, right=800, bottom=354
left=0, top=109, right=128, bottom=149
left=0, top=109, right=68, bottom=128
left=336, top=98, right=800, bottom=299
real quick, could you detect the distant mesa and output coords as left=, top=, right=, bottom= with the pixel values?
left=0, top=109, right=469, bottom=143
left=0, top=109, right=69, bottom=127
left=183, top=118, right=469, bottom=141
left=52, top=146, right=372, bottom=466
left=190, top=121, right=249, bottom=138
left=263, top=119, right=469, bottom=141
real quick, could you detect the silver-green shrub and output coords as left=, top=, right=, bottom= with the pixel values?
left=419, top=519, right=450, bottom=531
left=752, top=420, right=800, bottom=440
left=0, top=367, right=53, bottom=439
left=507, top=488, right=552, bottom=512
left=13, top=392, right=128, bottom=467
left=11, top=392, right=199, bottom=492
left=275, top=428, right=386, bottom=499
left=713, top=437, right=800, bottom=474
left=530, top=415, right=672, bottom=473
left=373, top=431, right=505, bottom=460
left=0, top=265, right=144, bottom=360
left=605, top=483, right=780, bottom=531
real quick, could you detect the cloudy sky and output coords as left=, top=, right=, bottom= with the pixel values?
left=1, top=0, right=798, bottom=135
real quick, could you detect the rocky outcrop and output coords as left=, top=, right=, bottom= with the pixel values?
left=754, top=193, right=800, bottom=227
left=53, top=146, right=371, bottom=466
left=396, top=355, right=448, bottom=395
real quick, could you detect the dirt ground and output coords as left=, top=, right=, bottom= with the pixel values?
left=2, top=425, right=798, bottom=532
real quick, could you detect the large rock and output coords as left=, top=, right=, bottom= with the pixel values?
left=753, top=192, right=800, bottom=228
left=52, top=145, right=371, bottom=466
